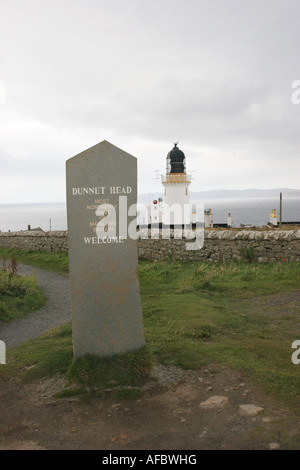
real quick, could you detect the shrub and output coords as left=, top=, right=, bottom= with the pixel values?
left=240, top=246, right=256, bottom=263
left=0, top=257, right=46, bottom=322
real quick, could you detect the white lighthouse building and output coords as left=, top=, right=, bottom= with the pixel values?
left=162, top=143, right=192, bottom=210
left=146, top=143, right=193, bottom=227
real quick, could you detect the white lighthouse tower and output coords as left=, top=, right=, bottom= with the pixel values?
left=144, top=143, right=194, bottom=228
left=162, top=142, right=191, bottom=207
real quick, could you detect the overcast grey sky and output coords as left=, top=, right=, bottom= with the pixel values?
left=0, top=0, right=299, bottom=203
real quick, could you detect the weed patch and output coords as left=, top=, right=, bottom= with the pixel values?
left=0, top=258, right=46, bottom=322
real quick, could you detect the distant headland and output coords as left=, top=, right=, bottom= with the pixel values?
left=138, top=188, right=300, bottom=201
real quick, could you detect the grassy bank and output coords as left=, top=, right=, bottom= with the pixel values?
left=0, top=248, right=69, bottom=275
left=0, top=248, right=299, bottom=408
left=0, top=258, right=47, bottom=322
left=139, top=260, right=300, bottom=406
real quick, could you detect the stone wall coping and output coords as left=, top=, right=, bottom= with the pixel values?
left=0, top=229, right=299, bottom=241
left=137, top=229, right=300, bottom=241
left=0, top=230, right=68, bottom=237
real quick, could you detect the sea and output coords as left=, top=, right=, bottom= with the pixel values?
left=0, top=197, right=299, bottom=233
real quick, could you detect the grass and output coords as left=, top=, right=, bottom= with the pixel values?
left=139, top=260, right=300, bottom=406
left=0, top=323, right=152, bottom=397
left=0, top=248, right=300, bottom=409
left=0, top=248, right=69, bottom=275
left=0, top=323, right=73, bottom=380
left=66, top=347, right=152, bottom=391
left=0, top=258, right=47, bottom=322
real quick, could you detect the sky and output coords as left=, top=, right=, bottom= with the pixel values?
left=0, top=0, right=299, bottom=204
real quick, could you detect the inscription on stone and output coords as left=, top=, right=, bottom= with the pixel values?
left=66, top=140, right=145, bottom=358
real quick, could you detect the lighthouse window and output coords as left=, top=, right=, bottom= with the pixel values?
left=185, top=188, right=188, bottom=196
left=165, top=189, right=166, bottom=196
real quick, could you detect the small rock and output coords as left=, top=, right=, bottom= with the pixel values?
left=199, top=396, right=228, bottom=409
left=206, top=386, right=212, bottom=391
left=24, top=365, right=37, bottom=371
left=239, top=404, right=264, bottom=416
left=262, top=417, right=273, bottom=423
left=111, top=403, right=121, bottom=410
left=269, top=442, right=280, bottom=450
left=199, top=428, right=208, bottom=438
left=44, top=401, right=60, bottom=406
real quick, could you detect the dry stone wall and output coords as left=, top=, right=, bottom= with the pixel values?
left=0, top=229, right=299, bottom=262
left=0, top=230, right=68, bottom=253
left=138, top=230, right=300, bottom=262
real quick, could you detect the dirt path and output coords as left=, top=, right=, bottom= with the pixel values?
left=0, top=264, right=71, bottom=348
left=0, top=363, right=299, bottom=450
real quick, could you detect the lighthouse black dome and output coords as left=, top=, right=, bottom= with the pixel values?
left=167, top=143, right=186, bottom=174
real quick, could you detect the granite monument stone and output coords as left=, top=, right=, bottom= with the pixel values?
left=66, top=140, right=145, bottom=358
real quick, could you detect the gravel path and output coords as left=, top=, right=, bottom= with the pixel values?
left=0, top=265, right=71, bottom=348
